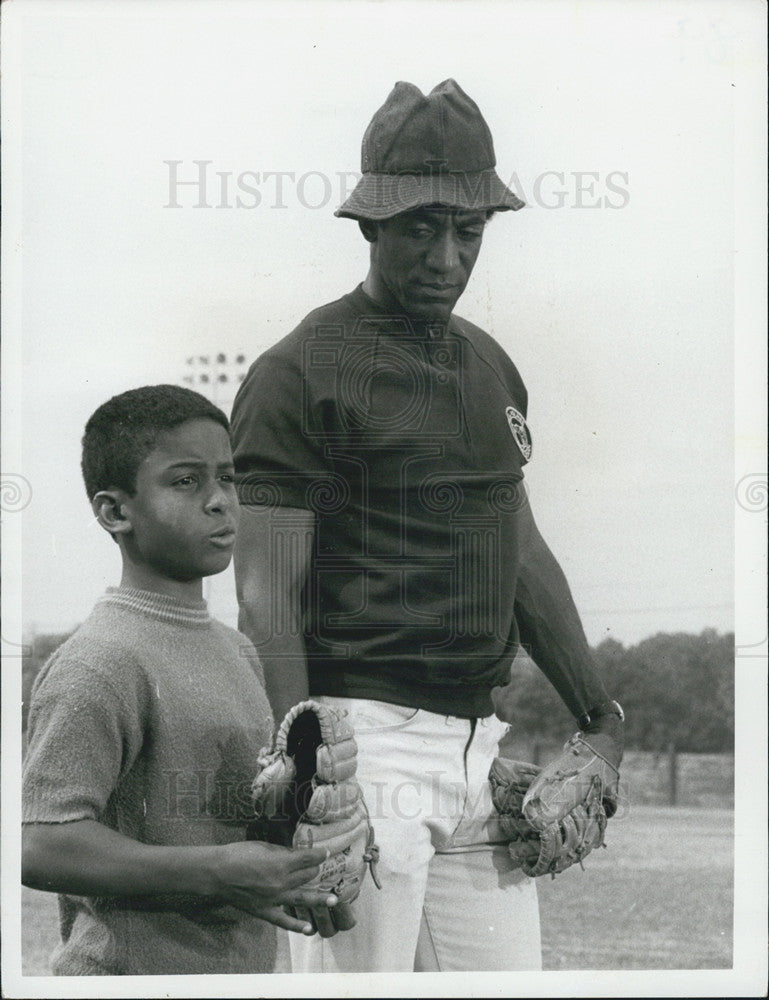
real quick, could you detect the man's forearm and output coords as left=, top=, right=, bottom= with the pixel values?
left=514, top=554, right=609, bottom=717
left=234, top=505, right=315, bottom=723
left=514, top=557, right=624, bottom=759
left=514, top=499, right=616, bottom=722
left=245, top=627, right=310, bottom=722
left=236, top=568, right=311, bottom=721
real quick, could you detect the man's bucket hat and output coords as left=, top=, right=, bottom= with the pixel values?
left=335, top=78, right=525, bottom=221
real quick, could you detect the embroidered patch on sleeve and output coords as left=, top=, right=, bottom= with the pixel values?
left=505, top=405, right=533, bottom=461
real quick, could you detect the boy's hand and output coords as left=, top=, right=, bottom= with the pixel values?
left=242, top=902, right=330, bottom=935
left=209, top=841, right=336, bottom=933
left=23, top=819, right=334, bottom=936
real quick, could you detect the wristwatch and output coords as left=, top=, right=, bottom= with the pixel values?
left=577, top=700, right=625, bottom=729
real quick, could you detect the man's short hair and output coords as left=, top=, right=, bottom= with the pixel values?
left=81, top=384, right=229, bottom=500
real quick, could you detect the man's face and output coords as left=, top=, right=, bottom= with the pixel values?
left=121, top=418, right=240, bottom=583
left=368, top=207, right=488, bottom=322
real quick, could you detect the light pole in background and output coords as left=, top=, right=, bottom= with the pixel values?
left=181, top=351, right=249, bottom=416
left=180, top=351, right=249, bottom=603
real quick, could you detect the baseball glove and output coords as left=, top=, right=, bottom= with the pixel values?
left=488, top=732, right=620, bottom=877
left=249, top=699, right=380, bottom=937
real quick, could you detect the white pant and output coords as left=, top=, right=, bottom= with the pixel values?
left=289, top=697, right=542, bottom=973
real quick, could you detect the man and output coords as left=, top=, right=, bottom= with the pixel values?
left=231, top=79, right=624, bottom=972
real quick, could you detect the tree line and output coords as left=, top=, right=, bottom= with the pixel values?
left=22, top=627, right=734, bottom=753
left=508, top=629, right=734, bottom=753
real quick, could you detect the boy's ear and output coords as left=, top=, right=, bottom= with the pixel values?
left=91, top=490, right=132, bottom=537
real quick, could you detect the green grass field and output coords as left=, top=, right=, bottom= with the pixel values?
left=20, top=805, right=732, bottom=975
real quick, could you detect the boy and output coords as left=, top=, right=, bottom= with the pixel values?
left=22, top=384, right=337, bottom=975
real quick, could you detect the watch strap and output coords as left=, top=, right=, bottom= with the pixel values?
left=577, top=699, right=625, bottom=729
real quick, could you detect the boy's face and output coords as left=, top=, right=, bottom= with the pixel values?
left=121, top=418, right=239, bottom=583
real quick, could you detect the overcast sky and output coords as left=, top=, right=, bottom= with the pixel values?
left=2, top=0, right=765, bottom=648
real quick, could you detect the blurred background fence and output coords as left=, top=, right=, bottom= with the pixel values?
left=502, top=740, right=734, bottom=809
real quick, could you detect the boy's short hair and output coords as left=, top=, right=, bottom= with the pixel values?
left=82, top=384, right=230, bottom=500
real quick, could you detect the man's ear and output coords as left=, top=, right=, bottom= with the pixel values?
left=91, top=490, right=132, bottom=538
left=358, top=219, right=378, bottom=243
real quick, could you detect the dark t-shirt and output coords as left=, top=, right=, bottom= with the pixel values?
left=231, top=285, right=535, bottom=717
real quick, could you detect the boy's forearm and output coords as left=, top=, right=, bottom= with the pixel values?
left=22, top=816, right=335, bottom=937
left=22, top=820, right=218, bottom=900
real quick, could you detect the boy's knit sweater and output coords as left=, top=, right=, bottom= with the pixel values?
left=23, top=586, right=277, bottom=976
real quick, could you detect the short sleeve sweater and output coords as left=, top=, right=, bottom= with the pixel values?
left=22, top=586, right=276, bottom=976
